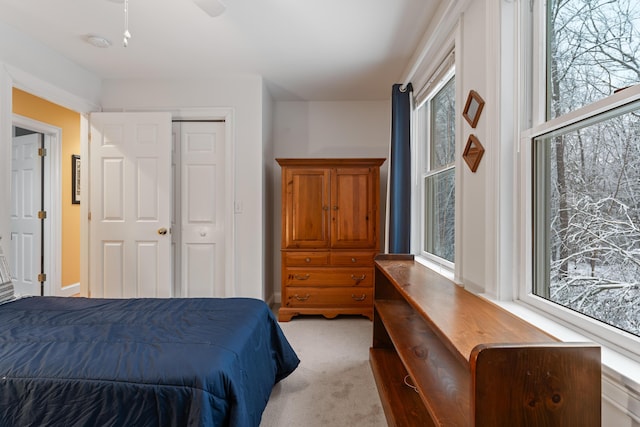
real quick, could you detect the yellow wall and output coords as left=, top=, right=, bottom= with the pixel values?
left=12, top=88, right=81, bottom=287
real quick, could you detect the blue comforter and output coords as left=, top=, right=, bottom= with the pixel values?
left=0, top=297, right=299, bottom=426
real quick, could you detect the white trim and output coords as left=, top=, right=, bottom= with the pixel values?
left=414, top=255, right=455, bottom=282
left=484, top=0, right=501, bottom=300
left=602, top=367, right=640, bottom=423
left=531, top=0, right=547, bottom=126
left=399, top=0, right=471, bottom=89
left=453, top=20, right=463, bottom=285
left=413, top=43, right=456, bottom=106
left=5, top=65, right=98, bottom=114
left=59, top=282, right=80, bottom=297
left=415, top=67, right=456, bottom=110
left=521, top=84, right=640, bottom=141
left=0, top=67, right=12, bottom=250
left=80, top=115, right=89, bottom=297
left=11, top=115, right=66, bottom=297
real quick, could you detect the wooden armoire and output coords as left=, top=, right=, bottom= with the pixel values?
left=276, top=158, right=385, bottom=322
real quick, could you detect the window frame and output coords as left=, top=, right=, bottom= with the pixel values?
left=519, top=84, right=640, bottom=360
left=413, top=68, right=456, bottom=271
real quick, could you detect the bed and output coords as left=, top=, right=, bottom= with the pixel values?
left=0, top=295, right=300, bottom=427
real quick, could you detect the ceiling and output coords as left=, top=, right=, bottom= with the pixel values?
left=0, top=0, right=440, bottom=101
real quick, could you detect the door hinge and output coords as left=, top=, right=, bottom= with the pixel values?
left=38, top=273, right=47, bottom=282
left=88, top=211, right=92, bottom=220
left=38, top=148, right=47, bottom=157
left=38, top=210, right=47, bottom=219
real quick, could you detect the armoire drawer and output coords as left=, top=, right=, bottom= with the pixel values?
left=283, top=287, right=373, bottom=308
left=283, top=268, right=373, bottom=287
left=283, top=252, right=329, bottom=266
left=330, top=251, right=376, bottom=266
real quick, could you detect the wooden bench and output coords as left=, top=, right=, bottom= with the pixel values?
left=370, top=254, right=601, bottom=426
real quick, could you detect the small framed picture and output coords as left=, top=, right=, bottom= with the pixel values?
left=72, top=154, right=81, bottom=205
left=462, top=134, right=485, bottom=173
left=462, top=90, right=485, bottom=128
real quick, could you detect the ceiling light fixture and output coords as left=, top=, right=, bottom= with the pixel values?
left=86, top=35, right=112, bottom=48
left=193, top=0, right=226, bottom=17
left=123, top=0, right=131, bottom=47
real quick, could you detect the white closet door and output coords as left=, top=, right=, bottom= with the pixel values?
left=10, top=133, right=41, bottom=296
left=179, top=121, right=226, bottom=297
left=89, top=112, right=172, bottom=298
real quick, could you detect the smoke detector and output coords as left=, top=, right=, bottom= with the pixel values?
left=86, top=35, right=112, bottom=48
left=193, top=0, right=226, bottom=17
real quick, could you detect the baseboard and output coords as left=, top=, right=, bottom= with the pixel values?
left=58, top=282, right=80, bottom=297
left=602, top=367, right=640, bottom=423
left=265, top=294, right=275, bottom=307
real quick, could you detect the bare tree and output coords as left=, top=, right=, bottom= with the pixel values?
left=544, top=0, right=640, bottom=335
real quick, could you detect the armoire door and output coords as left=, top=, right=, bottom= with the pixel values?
left=89, top=112, right=172, bottom=298
left=282, top=167, right=330, bottom=249
left=330, top=167, right=378, bottom=249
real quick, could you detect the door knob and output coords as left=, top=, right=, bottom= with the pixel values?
left=157, top=227, right=168, bottom=235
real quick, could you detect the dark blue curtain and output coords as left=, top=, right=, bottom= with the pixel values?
left=388, top=83, right=413, bottom=253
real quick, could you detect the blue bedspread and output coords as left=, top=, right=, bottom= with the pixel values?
left=0, top=297, right=299, bottom=426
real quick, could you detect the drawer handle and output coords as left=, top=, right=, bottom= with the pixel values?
left=292, top=274, right=310, bottom=280
left=351, top=257, right=357, bottom=263
left=294, top=294, right=311, bottom=301
left=351, top=294, right=366, bottom=302
left=305, top=257, right=311, bottom=263
left=351, top=274, right=366, bottom=284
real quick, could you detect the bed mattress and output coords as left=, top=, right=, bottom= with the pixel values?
left=0, top=296, right=299, bottom=426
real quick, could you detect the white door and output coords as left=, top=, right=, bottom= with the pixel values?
left=89, top=112, right=172, bottom=298
left=10, top=133, right=41, bottom=296
left=178, top=121, right=226, bottom=297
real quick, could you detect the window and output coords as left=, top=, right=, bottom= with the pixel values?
left=532, top=99, right=640, bottom=338
left=547, top=0, right=640, bottom=119
left=524, top=0, right=640, bottom=348
left=416, top=74, right=456, bottom=264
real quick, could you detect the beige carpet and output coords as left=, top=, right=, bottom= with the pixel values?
left=260, top=316, right=387, bottom=427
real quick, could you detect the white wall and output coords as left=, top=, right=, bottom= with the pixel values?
left=0, top=22, right=102, bottom=110
left=271, top=100, right=391, bottom=302
left=458, top=0, right=488, bottom=292
left=0, top=21, right=101, bottom=263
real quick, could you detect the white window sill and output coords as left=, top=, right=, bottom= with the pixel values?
left=414, top=255, right=455, bottom=282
